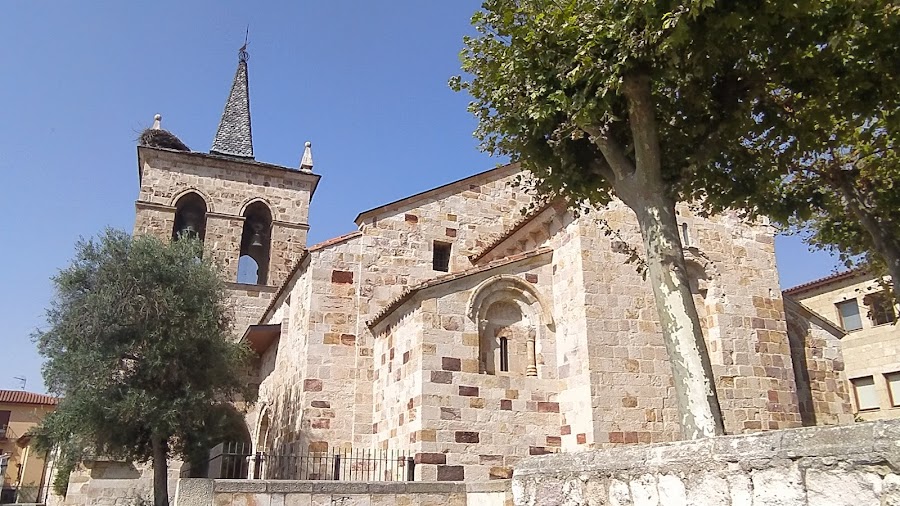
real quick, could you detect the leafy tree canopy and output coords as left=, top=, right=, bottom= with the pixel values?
left=34, top=230, right=252, bottom=506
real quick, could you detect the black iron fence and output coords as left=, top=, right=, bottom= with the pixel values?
left=182, top=442, right=415, bottom=482
left=265, top=442, right=414, bottom=481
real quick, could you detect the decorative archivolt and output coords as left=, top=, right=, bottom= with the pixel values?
left=466, top=274, right=554, bottom=328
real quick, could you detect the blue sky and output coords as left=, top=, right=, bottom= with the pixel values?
left=0, top=1, right=842, bottom=393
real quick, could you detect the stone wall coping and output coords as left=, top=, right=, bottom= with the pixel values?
left=225, top=282, right=279, bottom=293
left=208, top=479, right=476, bottom=494
left=514, top=420, right=900, bottom=477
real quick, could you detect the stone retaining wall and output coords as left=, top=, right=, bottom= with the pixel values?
left=173, top=478, right=511, bottom=505
left=512, top=419, right=900, bottom=505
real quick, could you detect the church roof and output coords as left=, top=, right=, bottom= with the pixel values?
left=354, top=162, right=520, bottom=226
left=211, top=45, right=254, bottom=159
left=367, top=247, right=552, bottom=329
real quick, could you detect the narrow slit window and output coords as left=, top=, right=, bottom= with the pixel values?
left=680, top=223, right=691, bottom=247
left=433, top=241, right=451, bottom=272
left=499, top=337, right=509, bottom=372
left=837, top=299, right=863, bottom=331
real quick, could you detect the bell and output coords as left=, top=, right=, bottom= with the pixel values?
left=250, top=232, right=264, bottom=248
left=182, top=223, right=197, bottom=236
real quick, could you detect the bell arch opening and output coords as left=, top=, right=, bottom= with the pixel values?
left=172, top=192, right=208, bottom=242
left=239, top=201, right=272, bottom=285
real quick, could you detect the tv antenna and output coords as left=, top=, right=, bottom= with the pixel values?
left=13, top=376, right=26, bottom=390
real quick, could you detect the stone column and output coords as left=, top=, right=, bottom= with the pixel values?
left=526, top=328, right=538, bottom=377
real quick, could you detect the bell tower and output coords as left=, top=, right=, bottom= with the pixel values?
left=133, top=45, right=320, bottom=331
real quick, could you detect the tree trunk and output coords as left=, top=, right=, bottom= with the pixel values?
left=836, top=181, right=900, bottom=301
left=617, top=180, right=725, bottom=439
left=151, top=436, right=169, bottom=506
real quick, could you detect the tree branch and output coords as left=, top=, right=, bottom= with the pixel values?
left=622, top=73, right=661, bottom=178
left=579, top=123, right=635, bottom=180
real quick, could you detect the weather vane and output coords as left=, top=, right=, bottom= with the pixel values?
left=239, top=26, right=250, bottom=62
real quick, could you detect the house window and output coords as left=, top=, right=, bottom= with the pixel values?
left=0, top=410, right=9, bottom=439
left=865, top=292, right=897, bottom=326
left=433, top=241, right=451, bottom=272
left=499, top=337, right=509, bottom=372
left=851, top=376, right=879, bottom=411
left=886, top=372, right=900, bottom=407
left=837, top=299, right=863, bottom=331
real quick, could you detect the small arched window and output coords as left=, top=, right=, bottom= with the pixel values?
left=172, top=192, right=207, bottom=242
left=238, top=202, right=272, bottom=285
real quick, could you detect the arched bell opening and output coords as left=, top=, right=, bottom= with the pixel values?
left=172, top=192, right=208, bottom=242
left=238, top=201, right=272, bottom=285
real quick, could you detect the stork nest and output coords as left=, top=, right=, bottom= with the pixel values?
left=139, top=128, right=190, bottom=152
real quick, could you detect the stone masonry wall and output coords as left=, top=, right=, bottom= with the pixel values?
left=512, top=419, right=900, bottom=506
left=784, top=300, right=855, bottom=426
left=373, top=253, right=567, bottom=482
left=135, top=148, right=316, bottom=322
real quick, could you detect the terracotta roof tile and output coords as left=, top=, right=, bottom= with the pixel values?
left=367, top=247, right=553, bottom=329
left=0, top=390, right=59, bottom=406
left=783, top=268, right=864, bottom=295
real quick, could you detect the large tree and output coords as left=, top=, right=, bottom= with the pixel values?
left=34, top=230, right=251, bottom=506
left=697, top=2, right=900, bottom=298
left=453, top=0, right=893, bottom=438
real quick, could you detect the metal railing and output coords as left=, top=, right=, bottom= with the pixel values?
left=265, top=443, right=414, bottom=481
left=182, top=442, right=415, bottom=482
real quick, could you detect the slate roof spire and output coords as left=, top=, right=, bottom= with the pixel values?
left=211, top=43, right=254, bottom=159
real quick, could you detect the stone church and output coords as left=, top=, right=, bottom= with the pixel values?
left=132, top=49, right=853, bottom=483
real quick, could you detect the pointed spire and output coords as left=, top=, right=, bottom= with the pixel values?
left=211, top=44, right=253, bottom=159
left=152, top=114, right=162, bottom=130
left=300, top=141, right=314, bottom=172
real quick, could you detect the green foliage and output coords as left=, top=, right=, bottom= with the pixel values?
left=34, top=230, right=252, bottom=490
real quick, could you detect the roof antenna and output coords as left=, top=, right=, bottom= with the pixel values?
left=239, top=25, right=250, bottom=62
left=13, top=376, right=25, bottom=390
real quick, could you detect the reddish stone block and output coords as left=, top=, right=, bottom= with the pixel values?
left=560, top=425, right=571, bottom=435
left=311, top=401, right=330, bottom=408
left=407, top=398, right=415, bottom=410
left=546, top=436, right=561, bottom=447
left=455, top=431, right=479, bottom=443
left=309, top=441, right=328, bottom=452
left=525, top=273, right=538, bottom=283
left=609, top=432, right=624, bottom=443
left=403, top=351, right=410, bottom=364
left=331, top=270, right=353, bottom=284
left=404, top=214, right=419, bottom=223
left=446, top=228, right=458, bottom=238
left=437, top=465, right=465, bottom=481
left=623, top=432, right=638, bottom=444
left=529, top=446, right=552, bottom=455
left=415, top=453, right=447, bottom=465
left=576, top=433, right=587, bottom=444
left=430, top=371, right=453, bottom=384
left=500, top=399, right=512, bottom=410
left=304, top=379, right=323, bottom=392
left=340, top=334, right=356, bottom=345
left=489, top=467, right=513, bottom=480
left=537, top=401, right=559, bottom=413
left=459, top=386, right=479, bottom=397
left=312, top=419, right=330, bottom=429
left=442, top=357, right=461, bottom=371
